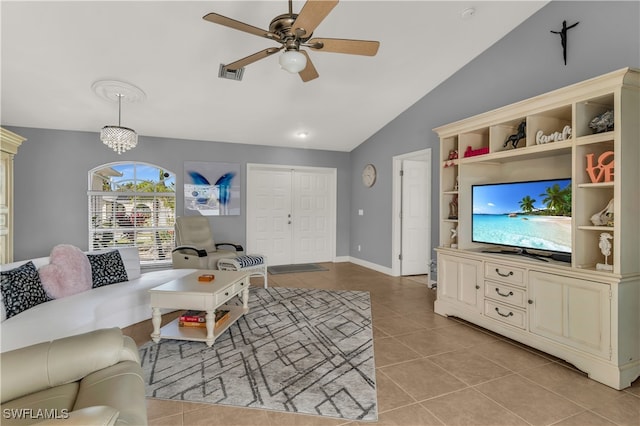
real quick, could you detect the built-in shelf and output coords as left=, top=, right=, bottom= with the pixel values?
left=433, top=67, right=639, bottom=391
left=578, top=225, right=615, bottom=231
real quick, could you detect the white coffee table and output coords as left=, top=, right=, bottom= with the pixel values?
left=149, top=270, right=250, bottom=347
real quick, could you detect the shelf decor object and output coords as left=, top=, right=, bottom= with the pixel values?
left=590, top=198, right=614, bottom=226
left=596, top=232, right=614, bottom=271
left=463, top=145, right=489, bottom=157
left=433, top=67, right=639, bottom=391
left=536, top=125, right=572, bottom=144
left=503, top=120, right=526, bottom=149
left=450, top=227, right=458, bottom=249
left=589, top=110, right=614, bottom=133
left=585, top=151, right=614, bottom=183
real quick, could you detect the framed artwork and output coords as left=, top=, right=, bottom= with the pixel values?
left=183, top=161, right=240, bottom=216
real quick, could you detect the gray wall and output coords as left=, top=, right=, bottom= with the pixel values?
left=8, top=127, right=351, bottom=260
left=7, top=1, right=640, bottom=269
left=350, top=0, right=640, bottom=268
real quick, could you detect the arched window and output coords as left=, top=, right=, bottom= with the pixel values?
left=88, top=162, right=176, bottom=266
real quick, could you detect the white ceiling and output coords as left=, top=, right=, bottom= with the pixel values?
left=1, top=1, right=548, bottom=152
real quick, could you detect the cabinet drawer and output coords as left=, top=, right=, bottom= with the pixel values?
left=484, top=281, right=527, bottom=308
left=485, top=263, right=525, bottom=287
left=215, top=284, right=237, bottom=305
left=484, top=300, right=527, bottom=329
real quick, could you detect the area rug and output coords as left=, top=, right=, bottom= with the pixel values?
left=139, top=287, right=377, bottom=421
left=267, top=263, right=329, bottom=274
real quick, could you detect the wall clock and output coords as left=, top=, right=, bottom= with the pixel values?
left=362, top=164, right=377, bottom=187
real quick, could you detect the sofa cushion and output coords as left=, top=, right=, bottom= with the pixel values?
left=0, top=261, right=50, bottom=319
left=0, top=267, right=195, bottom=353
left=39, top=244, right=93, bottom=299
left=87, top=251, right=128, bottom=288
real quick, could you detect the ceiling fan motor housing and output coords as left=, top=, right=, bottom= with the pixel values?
left=269, top=14, right=313, bottom=45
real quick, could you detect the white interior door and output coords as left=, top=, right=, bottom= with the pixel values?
left=401, top=159, right=430, bottom=275
left=247, top=168, right=293, bottom=266
left=292, top=171, right=332, bottom=263
left=247, top=165, right=336, bottom=266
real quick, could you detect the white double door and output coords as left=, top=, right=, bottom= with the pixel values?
left=247, top=164, right=336, bottom=266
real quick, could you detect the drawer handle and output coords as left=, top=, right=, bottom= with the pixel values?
left=495, top=307, right=514, bottom=318
left=495, top=288, right=514, bottom=297
left=224, top=292, right=229, bottom=296
left=495, top=269, right=514, bottom=278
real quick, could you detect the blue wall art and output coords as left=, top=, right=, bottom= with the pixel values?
left=183, top=161, right=241, bottom=216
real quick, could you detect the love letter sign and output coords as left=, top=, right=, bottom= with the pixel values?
left=585, top=151, right=614, bottom=183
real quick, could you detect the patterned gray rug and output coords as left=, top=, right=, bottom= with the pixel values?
left=139, top=287, right=377, bottom=422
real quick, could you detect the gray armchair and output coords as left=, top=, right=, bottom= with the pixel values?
left=171, top=216, right=243, bottom=269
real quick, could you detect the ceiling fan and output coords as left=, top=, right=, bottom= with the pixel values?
left=203, top=0, right=380, bottom=82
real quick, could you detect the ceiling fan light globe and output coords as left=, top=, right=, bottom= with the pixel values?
left=279, top=50, right=307, bottom=73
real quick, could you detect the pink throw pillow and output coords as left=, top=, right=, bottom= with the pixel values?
left=39, top=244, right=92, bottom=299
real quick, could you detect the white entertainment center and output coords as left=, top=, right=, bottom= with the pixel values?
left=433, top=68, right=639, bottom=390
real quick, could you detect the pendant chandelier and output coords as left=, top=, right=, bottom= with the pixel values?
left=92, top=80, right=146, bottom=155
left=100, top=94, right=137, bottom=154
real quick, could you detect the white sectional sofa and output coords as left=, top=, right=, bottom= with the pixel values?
left=1, top=247, right=195, bottom=352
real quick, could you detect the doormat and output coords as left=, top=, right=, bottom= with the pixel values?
left=139, top=287, right=377, bottom=422
left=267, top=263, right=329, bottom=274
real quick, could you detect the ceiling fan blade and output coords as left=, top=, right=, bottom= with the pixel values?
left=298, top=50, right=319, bottom=82
left=307, top=38, right=379, bottom=56
left=292, top=0, right=339, bottom=38
left=225, top=47, right=283, bottom=70
left=203, top=13, right=279, bottom=41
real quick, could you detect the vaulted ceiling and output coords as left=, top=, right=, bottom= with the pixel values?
left=1, top=1, right=547, bottom=151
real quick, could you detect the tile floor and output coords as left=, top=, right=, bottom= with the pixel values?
left=125, top=262, right=640, bottom=426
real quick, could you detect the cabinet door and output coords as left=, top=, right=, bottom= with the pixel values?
left=438, top=254, right=482, bottom=311
left=0, top=151, right=12, bottom=264
left=529, top=271, right=611, bottom=359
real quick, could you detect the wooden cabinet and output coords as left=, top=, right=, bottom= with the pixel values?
left=0, top=128, right=26, bottom=264
left=529, top=271, right=611, bottom=359
left=437, top=253, right=482, bottom=312
left=433, top=68, right=639, bottom=390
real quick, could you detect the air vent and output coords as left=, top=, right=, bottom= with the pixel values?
left=218, top=64, right=244, bottom=81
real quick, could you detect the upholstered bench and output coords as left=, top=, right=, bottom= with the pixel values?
left=217, top=255, right=267, bottom=288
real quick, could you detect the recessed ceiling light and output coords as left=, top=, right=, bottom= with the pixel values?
left=297, top=131, right=309, bottom=139
left=461, top=7, right=475, bottom=19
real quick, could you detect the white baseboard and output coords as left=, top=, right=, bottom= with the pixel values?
left=346, top=256, right=394, bottom=276
left=334, top=257, right=435, bottom=280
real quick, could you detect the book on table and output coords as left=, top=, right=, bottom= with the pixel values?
left=179, top=310, right=230, bottom=328
left=180, top=310, right=206, bottom=323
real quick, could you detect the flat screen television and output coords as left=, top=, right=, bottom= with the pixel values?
left=471, top=178, right=572, bottom=261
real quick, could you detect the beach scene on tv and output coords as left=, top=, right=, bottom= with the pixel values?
left=472, top=179, right=572, bottom=253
